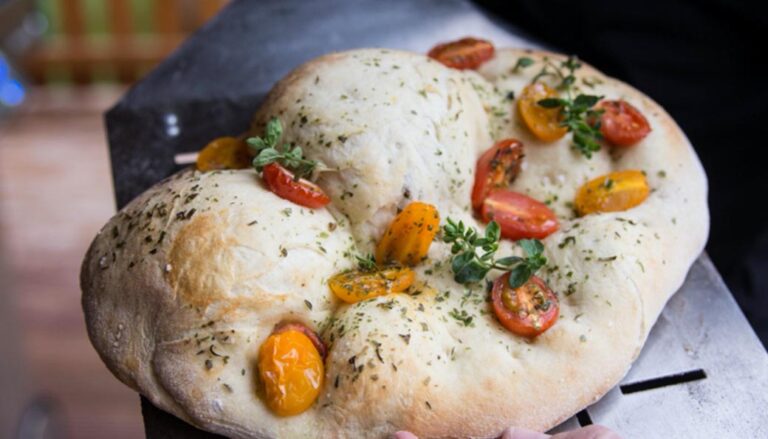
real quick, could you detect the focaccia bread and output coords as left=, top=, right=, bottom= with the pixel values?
left=81, top=47, right=708, bottom=438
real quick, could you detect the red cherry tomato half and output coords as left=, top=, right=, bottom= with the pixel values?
left=274, top=322, right=327, bottom=360
left=481, top=190, right=559, bottom=240
left=492, top=274, right=559, bottom=338
left=262, top=163, right=330, bottom=209
left=471, top=139, right=524, bottom=211
left=427, top=37, right=495, bottom=70
left=598, top=100, right=652, bottom=147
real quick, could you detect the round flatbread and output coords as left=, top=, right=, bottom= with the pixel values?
left=81, top=47, right=708, bottom=438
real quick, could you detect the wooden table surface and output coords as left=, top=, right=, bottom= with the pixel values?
left=0, top=86, right=143, bottom=438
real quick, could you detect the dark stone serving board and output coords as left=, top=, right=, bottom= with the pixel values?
left=105, top=0, right=534, bottom=436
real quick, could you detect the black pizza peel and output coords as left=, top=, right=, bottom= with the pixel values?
left=104, top=1, right=768, bottom=437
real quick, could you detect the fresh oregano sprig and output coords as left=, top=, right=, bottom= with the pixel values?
left=442, top=218, right=501, bottom=284
left=246, top=117, right=318, bottom=180
left=538, top=94, right=604, bottom=158
left=442, top=218, right=547, bottom=288
left=532, top=56, right=605, bottom=159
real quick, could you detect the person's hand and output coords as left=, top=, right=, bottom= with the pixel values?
left=393, top=425, right=621, bottom=439
left=500, top=425, right=621, bottom=439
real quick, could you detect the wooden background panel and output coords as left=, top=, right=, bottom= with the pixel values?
left=0, top=86, right=143, bottom=438
left=23, top=0, right=230, bottom=84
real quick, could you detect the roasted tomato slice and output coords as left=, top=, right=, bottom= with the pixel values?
left=518, top=82, right=568, bottom=142
left=196, top=136, right=251, bottom=171
left=427, top=37, right=495, bottom=70
left=574, top=170, right=650, bottom=216
left=329, top=266, right=415, bottom=304
left=598, top=100, right=651, bottom=146
left=262, top=163, right=330, bottom=209
left=492, top=274, right=559, bottom=338
left=258, top=325, right=324, bottom=416
left=481, top=190, right=559, bottom=240
left=376, top=202, right=440, bottom=266
left=471, top=139, right=524, bottom=211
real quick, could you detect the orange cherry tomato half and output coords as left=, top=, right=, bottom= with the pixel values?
left=574, top=170, right=650, bottom=216
left=518, top=83, right=568, bottom=142
left=481, top=190, right=559, bottom=240
left=274, top=322, right=327, bottom=359
left=598, top=100, right=651, bottom=147
left=427, top=37, right=495, bottom=70
left=492, top=274, right=559, bottom=338
left=375, top=202, right=440, bottom=266
left=196, top=136, right=251, bottom=171
left=329, top=266, right=415, bottom=304
left=258, top=327, right=324, bottom=416
left=471, top=139, right=524, bottom=211
left=262, top=163, right=330, bottom=209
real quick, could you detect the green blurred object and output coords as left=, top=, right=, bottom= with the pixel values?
left=21, top=0, right=228, bottom=85
left=39, top=0, right=157, bottom=38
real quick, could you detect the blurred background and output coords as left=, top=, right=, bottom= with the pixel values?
left=1, top=0, right=766, bottom=438
left=1, top=1, right=229, bottom=438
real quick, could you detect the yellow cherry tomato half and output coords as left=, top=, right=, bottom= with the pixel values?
left=329, top=266, right=415, bottom=304
left=196, top=136, right=251, bottom=171
left=518, top=82, right=568, bottom=142
left=375, top=202, right=440, bottom=266
left=574, top=170, right=650, bottom=216
left=257, top=328, right=324, bottom=416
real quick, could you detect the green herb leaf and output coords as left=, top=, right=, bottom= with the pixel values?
left=574, top=94, right=601, bottom=108
left=495, top=255, right=524, bottom=266
left=252, top=147, right=281, bottom=169
left=513, top=56, right=534, bottom=72
left=485, top=221, right=500, bottom=240
left=518, top=239, right=543, bottom=256
left=246, top=136, right=269, bottom=151
left=504, top=238, right=547, bottom=288
left=508, top=264, right=533, bottom=288
left=264, top=117, right=282, bottom=146
left=537, top=98, right=565, bottom=108
left=356, top=254, right=377, bottom=271
left=246, top=117, right=318, bottom=179
left=561, top=75, right=576, bottom=89
left=451, top=251, right=490, bottom=284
